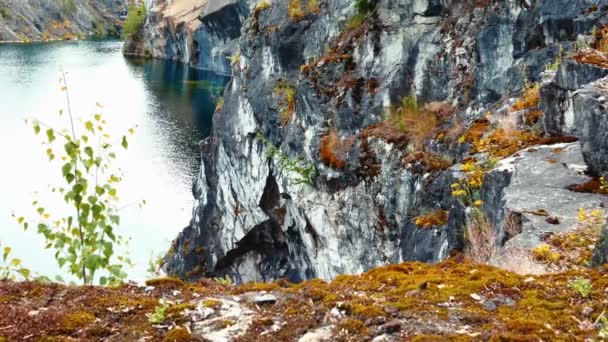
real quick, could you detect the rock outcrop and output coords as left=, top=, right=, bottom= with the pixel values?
left=162, top=0, right=608, bottom=283
left=124, top=0, right=252, bottom=75
left=0, top=0, right=123, bottom=42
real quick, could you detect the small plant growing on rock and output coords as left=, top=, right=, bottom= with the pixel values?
left=288, top=0, right=305, bottom=21
left=148, top=299, right=170, bottom=324
left=214, top=276, right=233, bottom=286
left=255, top=0, right=271, bottom=12
left=532, top=244, right=561, bottom=264
left=273, top=80, right=296, bottom=126
left=512, top=64, right=540, bottom=111
left=227, top=52, right=241, bottom=68
left=215, top=97, right=224, bottom=112
left=546, top=45, right=564, bottom=71
left=386, top=95, right=440, bottom=150
left=256, top=132, right=317, bottom=185
left=568, top=277, right=592, bottom=298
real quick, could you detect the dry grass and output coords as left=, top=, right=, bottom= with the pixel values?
left=493, top=246, right=547, bottom=275
left=402, top=151, right=453, bottom=173
left=386, top=97, right=451, bottom=150
left=413, top=209, right=449, bottom=228
left=464, top=209, right=498, bottom=264
left=511, top=82, right=540, bottom=112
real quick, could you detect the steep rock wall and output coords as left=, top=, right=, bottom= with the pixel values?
left=0, top=0, right=122, bottom=42
left=125, top=0, right=252, bottom=75
left=165, top=0, right=608, bottom=283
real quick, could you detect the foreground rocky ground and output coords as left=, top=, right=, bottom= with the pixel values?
left=1, top=256, right=608, bottom=341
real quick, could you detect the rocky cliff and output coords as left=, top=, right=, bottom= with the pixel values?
left=0, top=0, right=123, bottom=42
left=159, top=0, right=608, bottom=284
left=124, top=0, right=253, bottom=75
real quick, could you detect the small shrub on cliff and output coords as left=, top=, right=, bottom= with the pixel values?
left=273, top=80, right=297, bottom=126
left=288, top=0, right=305, bottom=21
left=256, top=132, right=316, bottom=185
left=17, top=73, right=135, bottom=285
left=546, top=45, right=564, bottom=71
left=122, top=4, right=146, bottom=40
left=512, top=64, right=540, bottom=111
left=386, top=95, right=439, bottom=150
left=60, top=0, right=77, bottom=16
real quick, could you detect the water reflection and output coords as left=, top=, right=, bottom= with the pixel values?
left=0, top=40, right=229, bottom=282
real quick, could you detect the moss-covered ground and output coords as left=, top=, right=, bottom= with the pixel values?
left=0, top=255, right=607, bottom=340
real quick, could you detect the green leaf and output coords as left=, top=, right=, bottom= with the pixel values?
left=32, top=122, right=41, bottom=134
left=121, top=136, right=128, bottom=149
left=95, top=186, right=105, bottom=196
left=18, top=268, right=30, bottom=279
left=3, top=247, right=11, bottom=261
left=64, top=141, right=77, bottom=156
left=85, top=121, right=94, bottom=132
left=62, top=163, right=72, bottom=177
left=46, top=129, right=55, bottom=143
left=84, top=146, right=93, bottom=158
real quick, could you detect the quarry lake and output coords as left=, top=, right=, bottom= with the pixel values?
left=0, top=39, right=229, bottom=282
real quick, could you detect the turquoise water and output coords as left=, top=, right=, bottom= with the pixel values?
left=0, top=40, right=228, bottom=282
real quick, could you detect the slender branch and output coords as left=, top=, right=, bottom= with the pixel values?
left=62, top=72, right=87, bottom=285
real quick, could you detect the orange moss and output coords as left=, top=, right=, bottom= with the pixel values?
left=567, top=178, right=608, bottom=195
left=461, top=119, right=489, bottom=144
left=512, top=83, right=540, bottom=112
left=336, top=318, right=368, bottom=335
left=413, top=209, right=449, bottom=228
left=59, top=311, right=96, bottom=333
left=572, top=49, right=608, bottom=68
left=524, top=110, right=543, bottom=126
left=163, top=327, right=192, bottom=342
left=403, top=151, right=453, bottom=173
left=232, top=281, right=280, bottom=294
left=145, top=277, right=186, bottom=288
left=319, top=130, right=349, bottom=169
